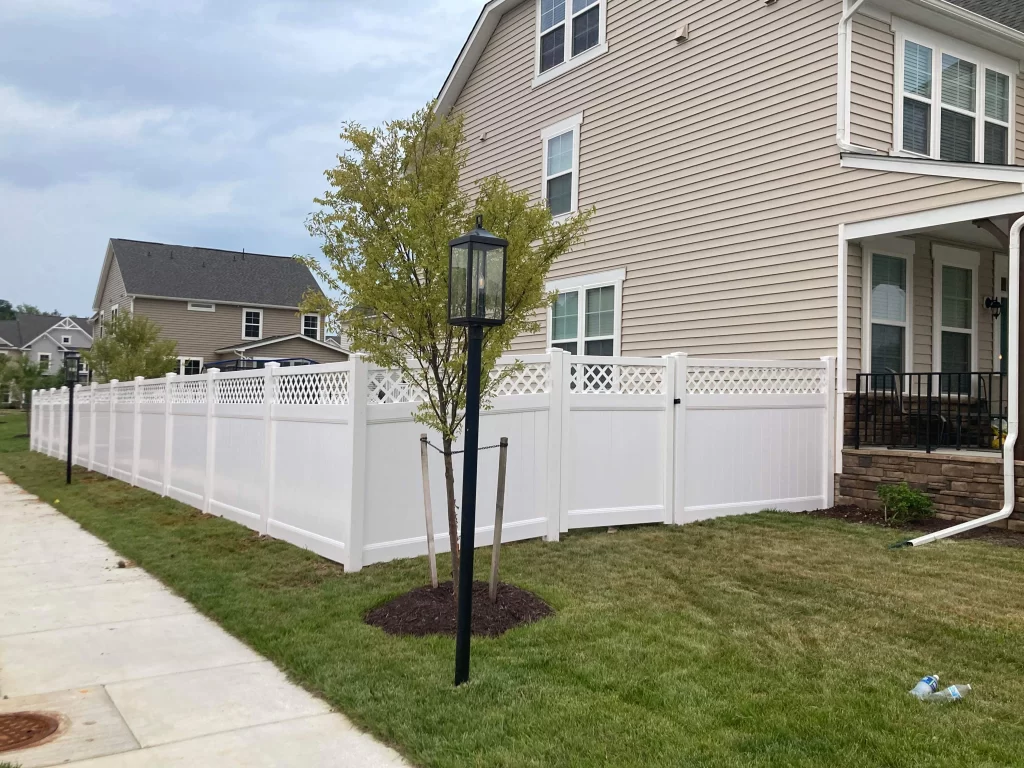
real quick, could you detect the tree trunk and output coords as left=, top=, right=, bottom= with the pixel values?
left=442, top=437, right=460, bottom=601
left=24, top=391, right=32, bottom=439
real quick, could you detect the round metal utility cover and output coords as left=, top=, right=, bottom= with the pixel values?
left=0, top=712, right=60, bottom=753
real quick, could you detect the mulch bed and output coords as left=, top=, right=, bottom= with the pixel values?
left=803, top=505, right=1024, bottom=548
left=365, top=580, right=553, bottom=638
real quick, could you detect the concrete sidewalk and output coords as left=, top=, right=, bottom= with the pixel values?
left=0, top=472, right=409, bottom=767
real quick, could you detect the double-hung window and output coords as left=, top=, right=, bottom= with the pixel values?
left=38, top=353, right=51, bottom=371
left=548, top=269, right=623, bottom=356
left=541, top=113, right=583, bottom=218
left=870, top=254, right=909, bottom=375
left=536, top=0, right=606, bottom=81
left=302, top=313, right=320, bottom=340
left=243, top=308, right=263, bottom=339
left=932, top=245, right=978, bottom=393
left=897, top=22, right=1014, bottom=164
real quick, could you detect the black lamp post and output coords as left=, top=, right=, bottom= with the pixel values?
left=64, top=352, right=81, bottom=485
left=448, top=215, right=507, bottom=686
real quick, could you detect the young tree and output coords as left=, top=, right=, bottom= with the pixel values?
left=84, top=313, right=179, bottom=383
left=2, top=356, right=61, bottom=436
left=300, top=104, right=590, bottom=595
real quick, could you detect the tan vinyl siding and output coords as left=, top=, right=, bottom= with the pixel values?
left=133, top=299, right=305, bottom=362
left=237, top=338, right=348, bottom=362
left=453, top=0, right=1022, bottom=360
left=97, top=257, right=131, bottom=335
left=846, top=243, right=862, bottom=387
left=849, top=15, right=894, bottom=152
left=912, top=237, right=933, bottom=371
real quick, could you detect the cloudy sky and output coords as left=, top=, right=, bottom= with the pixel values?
left=0, top=0, right=481, bottom=316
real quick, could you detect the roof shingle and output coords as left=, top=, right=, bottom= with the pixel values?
left=0, top=314, right=93, bottom=349
left=947, top=0, right=1024, bottom=32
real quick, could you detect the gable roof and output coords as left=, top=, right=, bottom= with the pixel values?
left=101, top=239, right=324, bottom=309
left=0, top=314, right=93, bottom=349
left=214, top=333, right=350, bottom=355
left=436, top=0, right=1024, bottom=114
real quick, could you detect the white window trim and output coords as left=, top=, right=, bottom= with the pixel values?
left=301, top=313, right=320, bottom=340
left=188, top=302, right=216, bottom=312
left=546, top=268, right=624, bottom=356
left=931, top=244, right=980, bottom=376
left=38, top=352, right=51, bottom=371
left=242, top=308, right=263, bottom=340
left=892, top=18, right=1016, bottom=164
left=178, top=356, right=204, bottom=376
left=532, top=0, right=607, bottom=88
left=61, top=335, right=71, bottom=345
left=541, top=112, right=584, bottom=222
left=110, top=305, right=119, bottom=320
left=862, top=236, right=915, bottom=379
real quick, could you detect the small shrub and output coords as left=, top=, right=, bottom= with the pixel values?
left=877, top=482, right=934, bottom=525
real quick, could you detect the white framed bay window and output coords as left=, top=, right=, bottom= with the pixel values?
left=534, top=0, right=607, bottom=85
left=547, top=269, right=624, bottom=356
left=541, top=112, right=583, bottom=219
left=863, top=237, right=914, bottom=378
left=895, top=20, right=1015, bottom=164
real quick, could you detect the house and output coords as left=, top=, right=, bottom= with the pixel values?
left=0, top=313, right=93, bottom=400
left=91, top=239, right=348, bottom=375
left=439, top=0, right=1024, bottom=524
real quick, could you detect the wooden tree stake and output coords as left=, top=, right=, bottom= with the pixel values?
left=489, top=437, right=509, bottom=603
left=420, top=434, right=439, bottom=589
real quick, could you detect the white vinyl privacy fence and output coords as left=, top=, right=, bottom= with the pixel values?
left=32, top=352, right=835, bottom=571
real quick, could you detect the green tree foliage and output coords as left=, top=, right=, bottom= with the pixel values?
left=0, top=300, right=15, bottom=320
left=300, top=103, right=591, bottom=590
left=0, top=355, right=61, bottom=435
left=84, top=313, right=178, bottom=383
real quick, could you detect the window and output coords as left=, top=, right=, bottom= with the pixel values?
left=188, top=302, right=216, bottom=312
left=535, top=0, right=606, bottom=82
left=932, top=245, right=978, bottom=391
left=242, top=308, right=263, bottom=339
left=38, top=353, right=51, bottom=371
left=547, top=269, right=624, bottom=356
left=179, top=357, right=203, bottom=376
left=870, top=254, right=908, bottom=374
left=541, top=113, right=583, bottom=218
left=302, top=314, right=320, bottom=340
left=61, top=335, right=71, bottom=345
left=110, top=305, right=119, bottom=320
left=896, top=23, right=1014, bottom=164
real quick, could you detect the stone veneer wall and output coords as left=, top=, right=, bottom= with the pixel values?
left=838, top=449, right=1024, bottom=531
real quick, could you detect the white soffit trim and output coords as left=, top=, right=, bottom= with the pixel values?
left=437, top=0, right=520, bottom=115
left=841, top=154, right=1024, bottom=183
left=844, top=192, right=1024, bottom=240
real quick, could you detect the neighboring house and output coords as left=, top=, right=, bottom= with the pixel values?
left=439, top=0, right=1024, bottom=519
left=91, top=239, right=349, bottom=375
left=0, top=313, right=93, bottom=401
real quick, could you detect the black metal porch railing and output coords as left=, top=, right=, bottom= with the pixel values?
left=854, top=372, right=1007, bottom=453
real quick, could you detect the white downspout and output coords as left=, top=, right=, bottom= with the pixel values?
left=901, top=216, right=1023, bottom=547
left=837, top=0, right=884, bottom=154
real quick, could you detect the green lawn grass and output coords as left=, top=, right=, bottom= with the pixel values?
left=3, top=410, right=1024, bottom=767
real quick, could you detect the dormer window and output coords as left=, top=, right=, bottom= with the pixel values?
left=895, top=21, right=1015, bottom=164
left=535, top=0, right=607, bottom=85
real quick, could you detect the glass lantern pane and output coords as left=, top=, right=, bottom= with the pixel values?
left=485, top=246, right=505, bottom=321
left=450, top=244, right=469, bottom=320
left=470, top=243, right=505, bottom=321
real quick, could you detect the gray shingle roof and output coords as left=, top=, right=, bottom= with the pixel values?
left=947, top=0, right=1024, bottom=32
left=0, top=314, right=93, bottom=348
left=109, top=239, right=323, bottom=307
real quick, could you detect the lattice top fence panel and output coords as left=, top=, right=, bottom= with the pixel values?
left=114, top=385, right=136, bottom=404
left=491, top=363, right=550, bottom=396
left=214, top=375, right=265, bottom=405
left=170, top=378, right=208, bottom=404
left=76, top=388, right=93, bottom=405
left=276, top=370, right=349, bottom=405
left=687, top=365, right=828, bottom=395
left=569, top=362, right=666, bottom=395
left=367, top=370, right=427, bottom=405
left=139, top=383, right=166, bottom=404
left=92, top=386, right=111, bottom=405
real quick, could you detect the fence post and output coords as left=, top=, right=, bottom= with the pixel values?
left=203, top=368, right=219, bottom=515
left=261, top=363, right=279, bottom=535
left=60, top=387, right=68, bottom=459
left=163, top=373, right=175, bottom=497
left=672, top=353, right=689, bottom=524
left=662, top=353, right=683, bottom=525
left=88, top=382, right=98, bottom=470
left=341, top=356, right=369, bottom=572
left=45, top=389, right=53, bottom=456
left=108, top=380, right=118, bottom=476
left=131, top=376, right=143, bottom=486
left=822, top=356, right=837, bottom=508
left=544, top=349, right=566, bottom=542
left=29, top=391, right=35, bottom=452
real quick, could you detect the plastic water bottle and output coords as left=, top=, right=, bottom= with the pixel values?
left=909, top=675, right=940, bottom=699
left=927, top=684, right=972, bottom=702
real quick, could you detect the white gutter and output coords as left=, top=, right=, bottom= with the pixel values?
left=901, top=215, right=1024, bottom=547
left=836, top=225, right=848, bottom=474
left=836, top=0, right=884, bottom=155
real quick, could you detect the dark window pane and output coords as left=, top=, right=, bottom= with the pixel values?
left=552, top=341, right=577, bottom=354
left=871, top=324, right=904, bottom=374
left=985, top=122, right=1008, bottom=165
left=547, top=173, right=572, bottom=215
left=584, top=338, right=613, bottom=356
left=540, top=26, right=564, bottom=73
left=940, top=109, right=974, bottom=162
left=941, top=331, right=970, bottom=373
left=572, top=6, right=600, bottom=56
left=903, top=98, right=930, bottom=154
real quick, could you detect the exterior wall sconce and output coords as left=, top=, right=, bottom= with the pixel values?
left=985, top=297, right=1003, bottom=318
